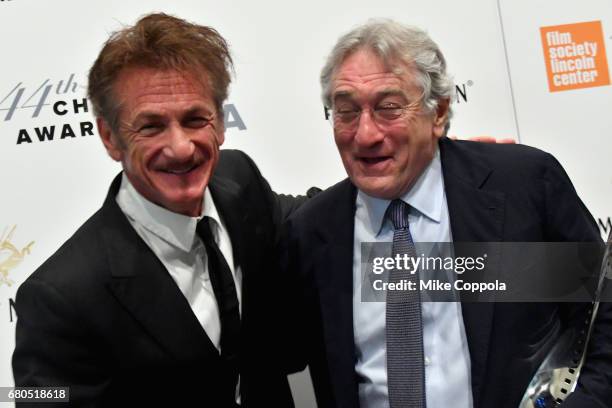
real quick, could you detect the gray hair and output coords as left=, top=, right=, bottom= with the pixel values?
left=320, top=19, right=454, bottom=122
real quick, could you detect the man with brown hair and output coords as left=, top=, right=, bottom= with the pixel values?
left=12, top=13, right=297, bottom=407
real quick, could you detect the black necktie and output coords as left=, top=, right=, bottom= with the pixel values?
left=385, top=199, right=426, bottom=408
left=196, top=217, right=241, bottom=398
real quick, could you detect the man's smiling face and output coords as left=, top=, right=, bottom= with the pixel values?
left=330, top=48, right=447, bottom=199
left=98, top=67, right=224, bottom=216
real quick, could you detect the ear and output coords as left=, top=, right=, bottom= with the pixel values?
left=432, top=98, right=450, bottom=138
left=215, top=116, right=225, bottom=147
left=97, top=117, right=123, bottom=162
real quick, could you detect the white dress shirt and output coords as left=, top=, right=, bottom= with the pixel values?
left=115, top=174, right=242, bottom=351
left=353, top=149, right=473, bottom=408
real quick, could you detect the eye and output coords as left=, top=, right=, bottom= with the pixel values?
left=378, top=101, right=402, bottom=109
left=184, top=116, right=212, bottom=128
left=138, top=122, right=163, bottom=135
left=335, top=105, right=358, bottom=114
left=333, top=104, right=360, bottom=122
left=375, top=103, right=404, bottom=120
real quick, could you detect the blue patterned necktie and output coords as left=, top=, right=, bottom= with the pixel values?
left=386, top=199, right=426, bottom=408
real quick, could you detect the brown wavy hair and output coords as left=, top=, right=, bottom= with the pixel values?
left=88, top=13, right=233, bottom=131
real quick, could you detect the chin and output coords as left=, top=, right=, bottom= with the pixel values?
left=164, top=199, right=202, bottom=216
left=351, top=176, right=392, bottom=199
left=356, top=185, right=393, bottom=200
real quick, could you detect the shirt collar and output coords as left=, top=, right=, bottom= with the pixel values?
left=117, top=174, right=222, bottom=252
left=357, top=148, right=444, bottom=236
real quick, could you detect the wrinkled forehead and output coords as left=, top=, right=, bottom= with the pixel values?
left=114, top=66, right=211, bottom=97
left=330, top=49, right=422, bottom=100
left=111, top=67, right=217, bottom=120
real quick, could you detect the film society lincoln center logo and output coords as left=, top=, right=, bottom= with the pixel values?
left=540, top=20, right=610, bottom=92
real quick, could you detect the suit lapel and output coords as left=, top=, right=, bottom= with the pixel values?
left=208, top=174, right=250, bottom=269
left=102, top=175, right=220, bottom=362
left=439, top=138, right=505, bottom=408
left=208, top=173, right=264, bottom=328
left=313, top=180, right=360, bottom=408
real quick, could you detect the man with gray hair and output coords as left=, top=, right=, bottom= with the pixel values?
left=282, top=19, right=611, bottom=408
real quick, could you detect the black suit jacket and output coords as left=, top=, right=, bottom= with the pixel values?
left=13, top=150, right=299, bottom=407
left=282, top=138, right=612, bottom=408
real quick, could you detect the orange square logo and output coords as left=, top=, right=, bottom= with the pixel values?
left=540, top=21, right=610, bottom=92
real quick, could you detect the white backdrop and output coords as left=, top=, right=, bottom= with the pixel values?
left=0, top=0, right=610, bottom=406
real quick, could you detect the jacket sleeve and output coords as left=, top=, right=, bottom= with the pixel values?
left=234, top=150, right=311, bottom=374
left=275, top=187, right=322, bottom=221
left=235, top=149, right=320, bottom=236
left=541, top=153, right=612, bottom=407
left=275, top=216, right=311, bottom=375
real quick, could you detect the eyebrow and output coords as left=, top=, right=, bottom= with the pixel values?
left=376, top=89, right=407, bottom=99
left=132, top=112, right=164, bottom=123
left=331, top=90, right=355, bottom=104
left=182, top=107, right=214, bottom=119
left=332, top=88, right=408, bottom=103
left=132, top=105, right=214, bottom=124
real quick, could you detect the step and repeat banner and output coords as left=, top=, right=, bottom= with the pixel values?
left=0, top=0, right=610, bottom=406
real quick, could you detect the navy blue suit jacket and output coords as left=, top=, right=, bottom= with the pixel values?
left=282, top=138, right=612, bottom=408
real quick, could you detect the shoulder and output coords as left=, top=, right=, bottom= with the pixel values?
left=441, top=138, right=599, bottom=241
left=213, top=148, right=275, bottom=207
left=20, top=202, right=119, bottom=298
left=440, top=138, right=568, bottom=183
left=442, top=137, right=556, bottom=165
left=216, top=149, right=261, bottom=180
left=287, top=178, right=355, bottom=231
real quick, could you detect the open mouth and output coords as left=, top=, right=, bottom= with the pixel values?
left=160, top=163, right=201, bottom=175
left=360, top=156, right=390, bottom=164
left=356, top=156, right=392, bottom=173
left=359, top=156, right=391, bottom=166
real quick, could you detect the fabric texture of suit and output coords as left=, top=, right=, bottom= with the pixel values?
left=281, top=137, right=612, bottom=408
left=13, top=149, right=300, bottom=407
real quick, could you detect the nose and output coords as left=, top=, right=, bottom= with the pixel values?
left=163, top=125, right=195, bottom=161
left=354, top=109, right=384, bottom=147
